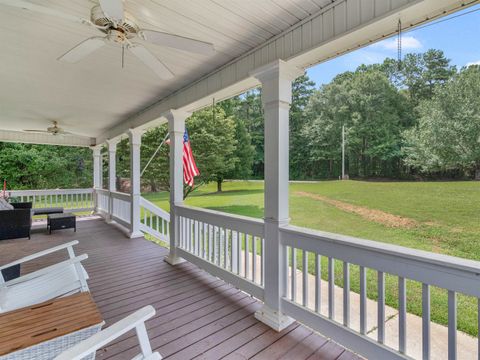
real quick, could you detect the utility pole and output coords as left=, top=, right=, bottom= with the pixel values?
left=341, top=125, right=348, bottom=180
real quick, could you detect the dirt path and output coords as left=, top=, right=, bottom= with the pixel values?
left=295, top=191, right=419, bottom=229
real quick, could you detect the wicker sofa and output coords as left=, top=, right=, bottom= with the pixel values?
left=0, top=202, right=32, bottom=241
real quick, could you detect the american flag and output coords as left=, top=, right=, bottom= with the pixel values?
left=165, top=129, right=200, bottom=186
left=183, top=130, right=200, bottom=187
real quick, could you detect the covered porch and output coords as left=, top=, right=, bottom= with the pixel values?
left=1, top=1, right=480, bottom=359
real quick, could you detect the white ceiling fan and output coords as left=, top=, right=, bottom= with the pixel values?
left=23, top=121, right=83, bottom=136
left=0, top=0, right=216, bottom=79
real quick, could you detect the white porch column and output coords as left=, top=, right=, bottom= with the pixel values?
left=251, top=60, right=303, bottom=331
left=128, top=129, right=144, bottom=238
left=164, top=109, right=190, bottom=265
left=106, top=139, right=119, bottom=222
left=92, top=145, right=102, bottom=213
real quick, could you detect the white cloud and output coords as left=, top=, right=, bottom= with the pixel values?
left=348, top=49, right=387, bottom=65
left=373, top=36, right=423, bottom=51
left=466, top=60, right=480, bottom=67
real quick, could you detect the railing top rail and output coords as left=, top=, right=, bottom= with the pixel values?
left=110, top=191, right=131, bottom=201
left=281, top=224, right=480, bottom=275
left=176, top=204, right=264, bottom=225
left=281, top=224, right=480, bottom=298
left=9, top=188, right=94, bottom=195
left=140, top=197, right=170, bottom=222
left=175, top=204, right=264, bottom=238
left=94, top=188, right=110, bottom=195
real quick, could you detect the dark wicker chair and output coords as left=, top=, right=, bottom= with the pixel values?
left=11, top=201, right=33, bottom=210
left=0, top=202, right=32, bottom=241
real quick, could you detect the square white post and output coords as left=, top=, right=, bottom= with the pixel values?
left=92, top=145, right=102, bottom=213
left=164, top=109, right=190, bottom=265
left=251, top=60, right=303, bottom=331
left=128, top=129, right=144, bottom=238
left=106, top=139, right=119, bottom=223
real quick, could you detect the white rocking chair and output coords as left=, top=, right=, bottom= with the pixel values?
left=55, top=305, right=161, bottom=360
left=0, top=240, right=89, bottom=313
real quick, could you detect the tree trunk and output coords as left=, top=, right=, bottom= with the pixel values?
left=217, top=179, right=223, bottom=192
left=475, top=164, right=480, bottom=180
left=149, top=179, right=157, bottom=192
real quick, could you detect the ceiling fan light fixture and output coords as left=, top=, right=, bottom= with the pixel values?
left=108, top=29, right=127, bottom=43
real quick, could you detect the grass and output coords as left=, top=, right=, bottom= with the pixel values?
left=143, top=180, right=480, bottom=336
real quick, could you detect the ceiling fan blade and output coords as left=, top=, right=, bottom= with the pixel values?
left=61, top=130, right=88, bottom=137
left=99, top=0, right=124, bottom=24
left=139, top=30, right=215, bottom=56
left=0, top=0, right=92, bottom=26
left=128, top=44, right=174, bottom=80
left=57, top=131, right=86, bottom=137
left=58, top=37, right=106, bottom=63
left=23, top=129, right=50, bottom=133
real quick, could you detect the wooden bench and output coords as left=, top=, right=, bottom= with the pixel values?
left=33, top=207, right=64, bottom=216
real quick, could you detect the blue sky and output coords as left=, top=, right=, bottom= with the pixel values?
left=307, top=4, right=480, bottom=87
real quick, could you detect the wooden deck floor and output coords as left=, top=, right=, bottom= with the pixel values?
left=0, top=217, right=359, bottom=360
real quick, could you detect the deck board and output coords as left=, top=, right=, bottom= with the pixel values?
left=0, top=217, right=359, bottom=359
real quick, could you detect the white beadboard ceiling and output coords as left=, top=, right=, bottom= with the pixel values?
left=0, top=0, right=336, bottom=139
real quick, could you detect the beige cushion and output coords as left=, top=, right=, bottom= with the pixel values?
left=0, top=198, right=13, bottom=210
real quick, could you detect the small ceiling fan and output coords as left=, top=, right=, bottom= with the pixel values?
left=0, top=0, right=216, bottom=79
left=23, top=121, right=81, bottom=136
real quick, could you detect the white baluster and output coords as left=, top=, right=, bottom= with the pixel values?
left=343, top=262, right=350, bottom=327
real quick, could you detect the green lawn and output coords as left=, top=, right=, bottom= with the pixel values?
left=143, top=180, right=480, bottom=336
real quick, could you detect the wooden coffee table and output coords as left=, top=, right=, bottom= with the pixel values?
left=0, top=292, right=103, bottom=359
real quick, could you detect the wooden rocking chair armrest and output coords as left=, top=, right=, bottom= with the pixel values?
left=55, top=306, right=159, bottom=360
left=0, top=240, right=80, bottom=271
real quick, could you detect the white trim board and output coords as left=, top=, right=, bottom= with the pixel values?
left=0, top=129, right=95, bottom=147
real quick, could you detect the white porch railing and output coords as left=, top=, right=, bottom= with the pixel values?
left=95, top=190, right=171, bottom=239
left=175, top=205, right=265, bottom=301
left=110, top=191, right=131, bottom=228
left=279, top=225, right=480, bottom=359
left=94, top=190, right=170, bottom=241
left=95, top=188, right=110, bottom=214
left=9, top=188, right=94, bottom=212
left=94, top=189, right=131, bottom=228
left=139, top=197, right=170, bottom=242
left=168, top=205, right=480, bottom=360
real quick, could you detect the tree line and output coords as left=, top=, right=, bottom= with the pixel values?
left=0, top=143, right=92, bottom=189
left=128, top=48, right=479, bottom=194
left=303, top=50, right=479, bottom=181
left=1, top=48, right=479, bottom=191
